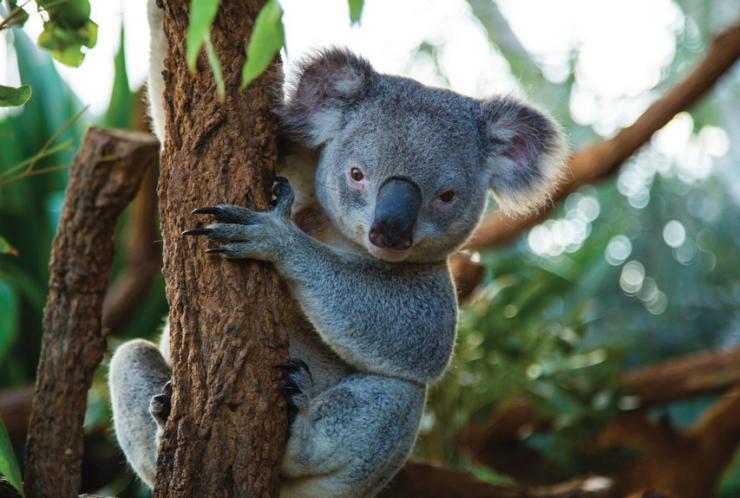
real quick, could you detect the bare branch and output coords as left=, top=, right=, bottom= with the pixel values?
left=23, top=128, right=158, bottom=498
left=466, top=21, right=740, bottom=251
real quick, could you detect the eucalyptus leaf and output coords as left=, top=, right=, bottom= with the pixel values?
left=0, top=237, right=18, bottom=256
left=241, top=0, right=284, bottom=89
left=348, top=0, right=364, bottom=24
left=38, top=0, right=91, bottom=27
left=204, top=38, right=225, bottom=99
left=186, top=0, right=221, bottom=71
left=0, top=85, right=31, bottom=107
left=37, top=19, right=98, bottom=67
left=0, top=416, right=23, bottom=497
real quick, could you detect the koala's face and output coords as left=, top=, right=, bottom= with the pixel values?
left=282, top=50, right=567, bottom=263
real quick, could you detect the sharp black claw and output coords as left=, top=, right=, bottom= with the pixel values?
left=182, top=228, right=212, bottom=237
left=206, top=247, right=227, bottom=254
left=275, top=358, right=313, bottom=381
left=279, top=382, right=301, bottom=394
left=192, top=207, right=221, bottom=216
left=276, top=362, right=300, bottom=373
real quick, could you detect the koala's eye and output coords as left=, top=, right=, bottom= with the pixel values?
left=439, top=191, right=455, bottom=203
left=350, top=167, right=365, bottom=182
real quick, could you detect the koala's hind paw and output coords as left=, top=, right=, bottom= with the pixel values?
left=276, top=358, right=313, bottom=425
left=149, top=380, right=172, bottom=428
left=271, top=176, right=294, bottom=219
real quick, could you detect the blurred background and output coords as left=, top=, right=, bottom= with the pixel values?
left=0, top=0, right=739, bottom=496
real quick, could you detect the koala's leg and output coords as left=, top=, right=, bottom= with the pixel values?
left=280, top=371, right=425, bottom=498
left=109, top=339, right=171, bottom=487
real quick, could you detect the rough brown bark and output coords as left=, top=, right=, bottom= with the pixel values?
left=152, top=1, right=289, bottom=497
left=23, top=128, right=158, bottom=498
left=466, top=21, right=740, bottom=251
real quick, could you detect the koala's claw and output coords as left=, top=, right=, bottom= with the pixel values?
left=182, top=227, right=212, bottom=237
left=149, top=380, right=172, bottom=428
left=276, top=358, right=313, bottom=382
left=277, top=358, right=312, bottom=425
left=191, top=204, right=259, bottom=225
left=191, top=206, right=223, bottom=216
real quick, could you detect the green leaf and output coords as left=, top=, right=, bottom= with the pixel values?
left=104, top=24, right=134, bottom=129
left=0, top=85, right=31, bottom=107
left=38, top=0, right=91, bottom=27
left=0, top=237, right=18, bottom=256
left=0, top=416, right=23, bottom=497
left=186, top=0, right=221, bottom=71
left=204, top=38, right=225, bottom=99
left=37, top=19, right=98, bottom=67
left=241, top=0, right=284, bottom=89
left=348, top=0, right=364, bottom=24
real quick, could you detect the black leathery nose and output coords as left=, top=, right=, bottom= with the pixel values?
left=369, top=176, right=421, bottom=250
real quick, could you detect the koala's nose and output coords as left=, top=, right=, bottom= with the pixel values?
left=369, top=176, right=421, bottom=251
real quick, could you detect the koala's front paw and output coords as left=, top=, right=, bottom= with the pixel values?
left=183, top=177, right=295, bottom=262
left=149, top=380, right=172, bottom=429
left=276, top=358, right=313, bottom=425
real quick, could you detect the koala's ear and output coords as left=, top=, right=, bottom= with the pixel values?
left=479, top=97, right=568, bottom=214
left=281, top=48, right=375, bottom=146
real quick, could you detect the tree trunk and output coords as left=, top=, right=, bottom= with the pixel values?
left=24, top=128, right=158, bottom=498
left=152, top=1, right=289, bottom=497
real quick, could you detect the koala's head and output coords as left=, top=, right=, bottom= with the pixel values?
left=281, top=49, right=567, bottom=263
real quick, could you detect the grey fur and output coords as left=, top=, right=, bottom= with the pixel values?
left=109, top=5, right=567, bottom=496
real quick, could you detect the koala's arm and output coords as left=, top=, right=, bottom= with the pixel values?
left=186, top=192, right=457, bottom=385
left=278, top=232, right=457, bottom=384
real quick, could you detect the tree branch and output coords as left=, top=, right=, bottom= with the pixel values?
left=23, top=128, right=158, bottom=498
left=466, top=21, right=740, bottom=251
left=621, top=346, right=740, bottom=406
left=380, top=461, right=615, bottom=498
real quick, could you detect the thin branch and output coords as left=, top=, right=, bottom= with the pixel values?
left=380, top=461, right=616, bottom=498
left=23, top=128, right=158, bottom=498
left=621, top=346, right=740, bottom=406
left=466, top=21, right=740, bottom=251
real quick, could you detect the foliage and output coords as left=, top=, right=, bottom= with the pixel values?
left=0, top=0, right=97, bottom=108
left=0, top=84, right=31, bottom=107
left=35, top=0, right=98, bottom=67
left=241, top=0, right=284, bottom=88
left=417, top=243, right=626, bottom=480
left=0, top=416, right=23, bottom=496
left=186, top=0, right=224, bottom=97
left=181, top=0, right=365, bottom=89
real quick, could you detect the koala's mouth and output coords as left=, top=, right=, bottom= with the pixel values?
left=366, top=243, right=412, bottom=263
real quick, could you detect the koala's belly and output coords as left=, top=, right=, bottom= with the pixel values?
left=284, top=303, right=355, bottom=394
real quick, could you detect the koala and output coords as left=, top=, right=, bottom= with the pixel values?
left=108, top=3, right=567, bottom=497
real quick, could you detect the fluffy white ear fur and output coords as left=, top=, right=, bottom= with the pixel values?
left=280, top=48, right=374, bottom=147
left=482, top=97, right=569, bottom=215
